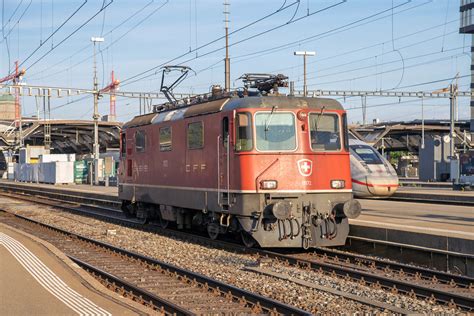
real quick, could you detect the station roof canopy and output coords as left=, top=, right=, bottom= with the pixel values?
left=350, top=120, right=472, bottom=152
left=0, top=119, right=121, bottom=154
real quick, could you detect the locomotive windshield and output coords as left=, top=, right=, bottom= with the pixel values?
left=255, top=112, right=296, bottom=151
left=350, top=145, right=384, bottom=165
left=309, top=113, right=341, bottom=151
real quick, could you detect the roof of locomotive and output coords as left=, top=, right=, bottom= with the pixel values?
left=123, top=95, right=343, bottom=129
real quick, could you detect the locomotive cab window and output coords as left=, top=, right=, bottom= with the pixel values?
left=350, top=145, right=383, bottom=165
left=235, top=112, right=253, bottom=151
left=159, top=127, right=172, bottom=151
left=135, top=130, right=146, bottom=152
left=255, top=112, right=296, bottom=151
left=187, top=121, right=204, bottom=149
left=309, top=113, right=341, bottom=151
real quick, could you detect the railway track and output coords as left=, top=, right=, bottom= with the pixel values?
left=0, top=211, right=306, bottom=315
left=1, top=188, right=473, bottom=311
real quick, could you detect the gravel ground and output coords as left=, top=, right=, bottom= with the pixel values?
left=0, top=197, right=464, bottom=315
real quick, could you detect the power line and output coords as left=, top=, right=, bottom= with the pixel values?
left=18, top=0, right=88, bottom=67
left=303, top=44, right=466, bottom=82
left=29, top=0, right=293, bottom=81
left=267, top=18, right=459, bottom=75
left=27, top=0, right=164, bottom=80
left=232, top=0, right=417, bottom=62
left=187, top=0, right=430, bottom=87
left=121, top=0, right=347, bottom=87
left=308, top=53, right=467, bottom=87
left=23, top=1, right=114, bottom=72
left=1, top=0, right=24, bottom=33
left=0, top=0, right=32, bottom=45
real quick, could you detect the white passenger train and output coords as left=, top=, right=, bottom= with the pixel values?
left=349, top=138, right=399, bottom=198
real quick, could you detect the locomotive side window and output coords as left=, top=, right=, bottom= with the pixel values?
left=121, top=132, right=126, bottom=157
left=187, top=121, right=204, bottom=149
left=309, top=113, right=341, bottom=151
left=159, top=127, right=172, bottom=151
left=222, top=117, right=229, bottom=148
left=255, top=112, right=296, bottom=151
left=235, top=112, right=253, bottom=151
left=135, top=130, right=146, bottom=152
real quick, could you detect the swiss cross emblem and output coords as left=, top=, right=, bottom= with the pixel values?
left=297, top=159, right=313, bottom=177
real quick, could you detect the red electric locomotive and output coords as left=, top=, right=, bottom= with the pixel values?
left=118, top=78, right=360, bottom=249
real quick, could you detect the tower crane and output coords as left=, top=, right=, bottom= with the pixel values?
left=0, top=61, right=25, bottom=127
left=99, top=71, right=120, bottom=121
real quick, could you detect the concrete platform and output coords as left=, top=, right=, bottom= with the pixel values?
left=350, top=199, right=474, bottom=255
left=0, top=179, right=118, bottom=196
left=0, top=180, right=118, bottom=204
left=355, top=199, right=474, bottom=239
left=399, top=179, right=452, bottom=188
left=0, top=224, right=144, bottom=316
left=391, top=186, right=474, bottom=205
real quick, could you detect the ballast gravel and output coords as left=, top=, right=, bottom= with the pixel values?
left=0, top=198, right=463, bottom=315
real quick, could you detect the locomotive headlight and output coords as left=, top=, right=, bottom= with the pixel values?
left=331, top=180, right=345, bottom=189
left=260, top=180, right=278, bottom=190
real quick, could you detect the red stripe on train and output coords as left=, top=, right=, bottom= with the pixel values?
left=352, top=178, right=399, bottom=188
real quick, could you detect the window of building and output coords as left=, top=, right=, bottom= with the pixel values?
left=235, top=112, right=253, bottom=151
left=159, top=127, right=172, bottom=151
left=135, top=130, right=146, bottom=152
left=309, top=113, right=341, bottom=151
left=187, top=121, right=204, bottom=149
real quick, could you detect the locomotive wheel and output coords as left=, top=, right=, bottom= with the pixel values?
left=159, top=216, right=169, bottom=229
left=241, top=231, right=256, bottom=248
left=207, top=223, right=220, bottom=240
left=121, top=201, right=133, bottom=218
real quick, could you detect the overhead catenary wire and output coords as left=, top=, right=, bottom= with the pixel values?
left=231, top=0, right=417, bottom=62
left=29, top=0, right=293, bottom=81
left=307, top=53, right=467, bottom=87
left=17, top=0, right=88, bottom=68
left=21, top=1, right=114, bottom=72
left=0, top=0, right=32, bottom=45
left=264, top=17, right=460, bottom=76
left=27, top=0, right=165, bottom=81
left=1, top=0, right=24, bottom=34
left=179, top=0, right=432, bottom=89
left=302, top=44, right=466, bottom=83
left=118, top=0, right=336, bottom=86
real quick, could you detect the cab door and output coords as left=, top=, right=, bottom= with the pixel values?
left=218, top=116, right=232, bottom=209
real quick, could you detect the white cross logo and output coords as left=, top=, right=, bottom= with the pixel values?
left=297, top=159, right=313, bottom=177
left=301, top=162, right=311, bottom=173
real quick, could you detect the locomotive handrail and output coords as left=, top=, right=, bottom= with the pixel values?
left=217, top=134, right=232, bottom=209
left=217, top=135, right=221, bottom=206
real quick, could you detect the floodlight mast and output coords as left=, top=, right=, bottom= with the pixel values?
left=91, top=36, right=104, bottom=185
left=294, top=51, right=316, bottom=96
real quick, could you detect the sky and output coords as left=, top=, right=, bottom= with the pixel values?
left=0, top=0, right=471, bottom=124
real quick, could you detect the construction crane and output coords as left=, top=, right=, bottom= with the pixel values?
left=99, top=71, right=120, bottom=121
left=0, top=61, right=25, bottom=127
